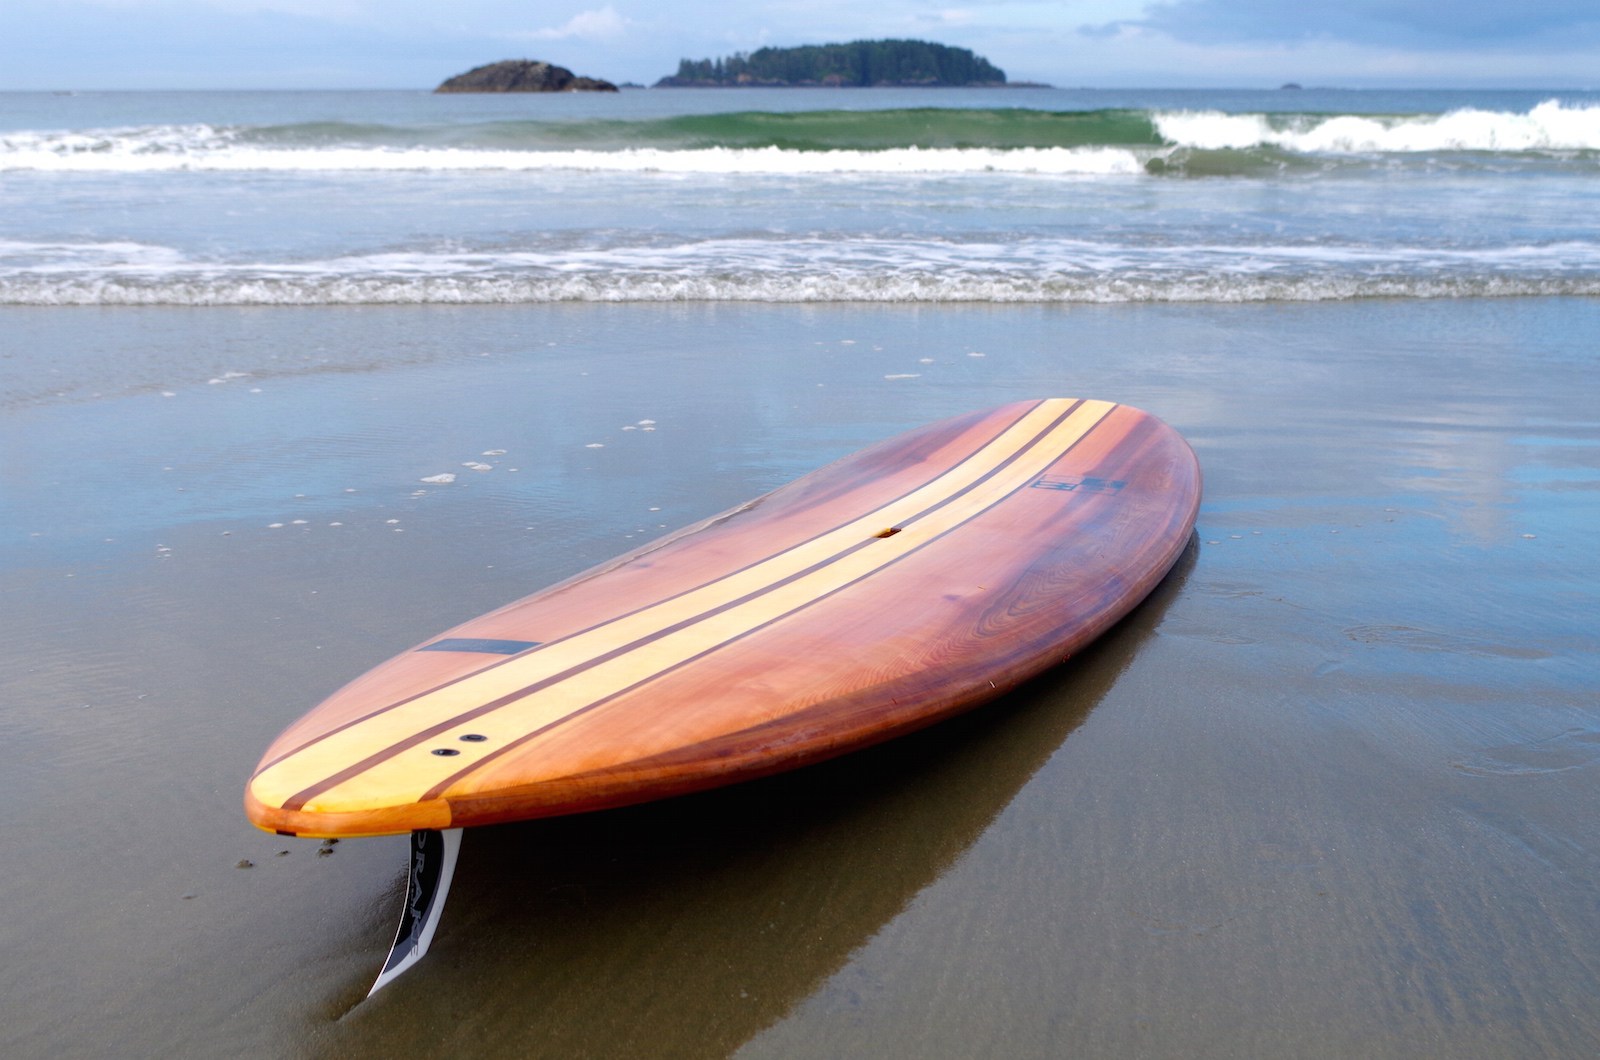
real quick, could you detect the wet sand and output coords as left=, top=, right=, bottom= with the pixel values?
left=2, top=299, right=1597, bottom=1057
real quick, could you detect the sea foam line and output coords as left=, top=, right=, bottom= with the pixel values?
left=6, top=273, right=1599, bottom=306
left=8, top=236, right=1600, bottom=277
left=8, top=233, right=1600, bottom=304
left=0, top=139, right=1145, bottom=175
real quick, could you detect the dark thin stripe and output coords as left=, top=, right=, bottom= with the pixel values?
left=419, top=407, right=1114, bottom=801
left=281, top=401, right=1096, bottom=810
left=285, top=532, right=886, bottom=809
left=265, top=400, right=1088, bottom=797
left=253, top=401, right=1058, bottom=778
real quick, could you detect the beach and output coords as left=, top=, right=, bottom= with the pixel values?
left=2, top=297, right=1596, bottom=1056
left=3, top=84, right=1599, bottom=1056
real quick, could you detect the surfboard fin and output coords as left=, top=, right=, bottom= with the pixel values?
left=367, top=828, right=462, bottom=997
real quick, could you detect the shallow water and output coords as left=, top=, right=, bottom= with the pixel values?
left=1, top=299, right=1596, bottom=1056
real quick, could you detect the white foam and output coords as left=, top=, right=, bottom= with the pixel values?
left=0, top=125, right=1145, bottom=175
left=1155, top=100, right=1600, bottom=153
left=6, top=233, right=1600, bottom=305
left=4, top=272, right=1595, bottom=305
left=0, top=239, right=187, bottom=270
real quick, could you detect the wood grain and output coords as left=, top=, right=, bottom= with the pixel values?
left=246, top=399, right=1201, bottom=837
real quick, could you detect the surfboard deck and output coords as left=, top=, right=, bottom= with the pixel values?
left=246, top=398, right=1200, bottom=839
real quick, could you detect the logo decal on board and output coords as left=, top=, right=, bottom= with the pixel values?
left=419, top=638, right=541, bottom=654
left=1030, top=476, right=1127, bottom=494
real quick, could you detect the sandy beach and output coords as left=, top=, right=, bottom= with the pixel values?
left=2, top=297, right=1596, bottom=1056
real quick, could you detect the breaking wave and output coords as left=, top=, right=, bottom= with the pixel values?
left=3, top=101, right=1596, bottom=176
left=1153, top=100, right=1600, bottom=154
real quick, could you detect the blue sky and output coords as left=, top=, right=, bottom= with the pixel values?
left=3, top=0, right=1598, bottom=90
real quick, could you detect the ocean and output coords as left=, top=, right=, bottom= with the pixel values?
left=4, top=86, right=1600, bottom=310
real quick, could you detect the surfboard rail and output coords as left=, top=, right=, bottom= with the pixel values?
left=247, top=398, right=1201, bottom=839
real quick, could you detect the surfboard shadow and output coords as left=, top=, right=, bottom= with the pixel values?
left=329, top=536, right=1198, bottom=1055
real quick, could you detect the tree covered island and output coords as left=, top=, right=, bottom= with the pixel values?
left=656, top=39, right=1007, bottom=87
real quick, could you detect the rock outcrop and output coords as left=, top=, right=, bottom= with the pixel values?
left=435, top=60, right=618, bottom=93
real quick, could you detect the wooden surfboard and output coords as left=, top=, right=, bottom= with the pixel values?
left=246, top=398, right=1200, bottom=840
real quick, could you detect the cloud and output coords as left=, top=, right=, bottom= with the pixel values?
left=1132, top=0, right=1600, bottom=50
left=516, top=5, right=630, bottom=42
left=916, top=8, right=978, bottom=27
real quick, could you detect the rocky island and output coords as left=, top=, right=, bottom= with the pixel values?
left=656, top=39, right=1006, bottom=88
left=435, top=60, right=618, bottom=93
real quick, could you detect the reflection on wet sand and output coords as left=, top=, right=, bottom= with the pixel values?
left=324, top=545, right=1197, bottom=1056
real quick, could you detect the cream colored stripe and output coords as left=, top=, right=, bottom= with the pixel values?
left=288, top=400, right=1115, bottom=814
left=250, top=398, right=1102, bottom=810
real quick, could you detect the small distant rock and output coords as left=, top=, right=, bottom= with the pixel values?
left=436, top=60, right=619, bottom=94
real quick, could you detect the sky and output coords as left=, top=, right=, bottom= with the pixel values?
left=2, top=0, right=1598, bottom=90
